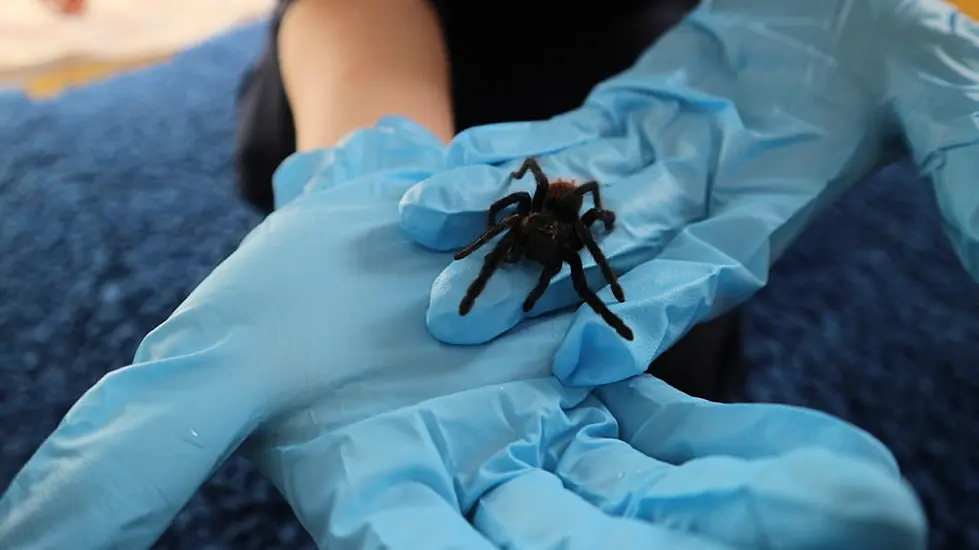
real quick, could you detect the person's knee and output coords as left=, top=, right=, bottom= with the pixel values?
left=753, top=449, right=928, bottom=550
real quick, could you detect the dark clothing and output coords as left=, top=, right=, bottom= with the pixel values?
left=233, top=0, right=746, bottom=401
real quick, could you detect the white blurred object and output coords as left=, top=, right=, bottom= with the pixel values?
left=0, top=0, right=275, bottom=85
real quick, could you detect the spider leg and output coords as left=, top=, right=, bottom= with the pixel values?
left=509, top=157, right=550, bottom=212
left=566, top=253, right=634, bottom=340
left=523, top=261, right=563, bottom=312
left=504, top=239, right=525, bottom=263
left=575, top=180, right=604, bottom=209
left=459, top=230, right=523, bottom=316
left=487, top=191, right=532, bottom=226
left=573, top=219, right=625, bottom=303
left=455, top=213, right=520, bottom=261
left=581, top=207, right=615, bottom=233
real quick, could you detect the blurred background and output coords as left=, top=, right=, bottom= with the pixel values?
left=1, top=1, right=978, bottom=549
left=0, top=0, right=273, bottom=96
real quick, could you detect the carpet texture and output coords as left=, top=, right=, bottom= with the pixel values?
left=1, top=21, right=977, bottom=550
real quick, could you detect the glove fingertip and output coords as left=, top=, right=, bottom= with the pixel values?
left=554, top=317, right=643, bottom=387
left=398, top=165, right=514, bottom=250
left=446, top=107, right=610, bottom=168
left=398, top=189, right=484, bottom=252
left=425, top=259, right=533, bottom=345
left=426, top=301, right=519, bottom=345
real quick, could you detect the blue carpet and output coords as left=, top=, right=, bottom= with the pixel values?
left=1, top=21, right=977, bottom=550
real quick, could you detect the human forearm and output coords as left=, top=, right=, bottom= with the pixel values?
left=278, top=0, right=454, bottom=151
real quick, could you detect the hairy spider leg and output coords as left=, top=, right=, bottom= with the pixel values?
left=487, top=191, right=532, bottom=227
left=575, top=180, right=604, bottom=209
left=509, top=157, right=550, bottom=212
left=459, top=230, right=524, bottom=315
left=454, top=213, right=521, bottom=261
left=566, top=253, right=634, bottom=340
left=503, top=239, right=526, bottom=264
left=522, top=261, right=563, bottom=312
left=573, top=219, right=626, bottom=303
left=581, top=207, right=615, bottom=232
left=574, top=181, right=617, bottom=231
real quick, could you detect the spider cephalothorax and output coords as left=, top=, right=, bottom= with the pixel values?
left=454, top=157, right=633, bottom=340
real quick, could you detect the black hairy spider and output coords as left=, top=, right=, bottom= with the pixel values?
left=454, top=157, right=634, bottom=340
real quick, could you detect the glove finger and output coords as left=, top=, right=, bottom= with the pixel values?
left=554, top=178, right=816, bottom=385
left=0, top=320, right=266, bottom=549
left=596, top=375, right=899, bottom=472
left=274, top=115, right=448, bottom=210
left=278, top=378, right=595, bottom=547
left=445, top=106, right=614, bottom=167
left=888, top=1, right=979, bottom=280
left=555, top=437, right=927, bottom=550
left=473, top=468, right=734, bottom=550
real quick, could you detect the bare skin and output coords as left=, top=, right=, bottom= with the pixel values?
left=278, top=0, right=456, bottom=151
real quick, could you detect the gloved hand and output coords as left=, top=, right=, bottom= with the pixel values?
left=0, top=117, right=926, bottom=549
left=400, top=0, right=979, bottom=386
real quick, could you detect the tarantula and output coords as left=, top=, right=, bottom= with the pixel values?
left=454, top=157, right=633, bottom=340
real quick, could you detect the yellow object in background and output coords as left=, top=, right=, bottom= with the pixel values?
left=24, top=55, right=171, bottom=99
left=953, top=0, right=979, bottom=19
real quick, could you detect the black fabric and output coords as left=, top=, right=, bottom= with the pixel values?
left=232, top=0, right=743, bottom=401
left=433, top=0, right=700, bottom=130
left=234, top=1, right=295, bottom=214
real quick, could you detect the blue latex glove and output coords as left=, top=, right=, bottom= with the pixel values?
left=0, top=118, right=925, bottom=549
left=400, top=0, right=979, bottom=386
